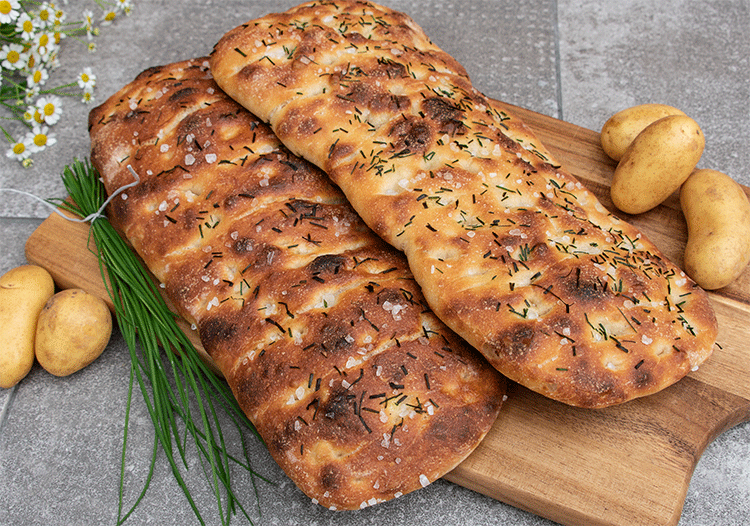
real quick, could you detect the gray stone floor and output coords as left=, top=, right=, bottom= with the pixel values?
left=1, top=1, right=748, bottom=525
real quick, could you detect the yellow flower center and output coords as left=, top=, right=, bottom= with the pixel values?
left=13, top=143, right=26, bottom=155
left=104, top=11, right=116, bottom=22
left=32, top=70, right=42, bottom=83
left=44, top=102, right=55, bottom=116
left=34, top=134, right=48, bottom=147
left=23, top=20, right=34, bottom=33
left=34, top=110, right=44, bottom=123
left=39, top=34, right=49, bottom=46
left=81, top=73, right=89, bottom=83
left=7, top=50, right=20, bottom=64
left=39, top=9, right=50, bottom=21
left=0, top=2, right=11, bottom=15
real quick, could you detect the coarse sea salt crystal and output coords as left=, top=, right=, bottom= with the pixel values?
left=205, top=153, right=217, bottom=163
left=419, top=474, right=430, bottom=488
left=185, top=153, right=196, bottom=166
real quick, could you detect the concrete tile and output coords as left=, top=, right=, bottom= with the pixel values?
left=557, top=0, right=750, bottom=186
left=1, top=1, right=748, bottom=525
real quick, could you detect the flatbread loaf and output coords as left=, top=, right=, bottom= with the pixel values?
left=88, top=58, right=505, bottom=510
left=210, top=0, right=718, bottom=408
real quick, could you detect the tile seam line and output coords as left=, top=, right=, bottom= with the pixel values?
left=0, top=385, right=18, bottom=437
left=552, top=0, right=564, bottom=122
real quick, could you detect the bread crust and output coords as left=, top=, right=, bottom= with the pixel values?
left=88, top=57, right=505, bottom=510
left=210, top=1, right=718, bottom=408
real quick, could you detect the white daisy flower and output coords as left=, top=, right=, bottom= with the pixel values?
left=0, top=43, right=26, bottom=70
left=0, top=0, right=21, bottom=24
left=34, top=31, right=57, bottom=60
left=34, top=2, right=56, bottom=29
left=6, top=134, right=34, bottom=162
left=77, top=67, right=96, bottom=90
left=35, top=95, right=63, bottom=125
left=16, top=12, right=37, bottom=40
left=29, top=125, right=56, bottom=153
left=27, top=67, right=49, bottom=89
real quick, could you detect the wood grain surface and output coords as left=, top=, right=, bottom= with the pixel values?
left=25, top=102, right=750, bottom=526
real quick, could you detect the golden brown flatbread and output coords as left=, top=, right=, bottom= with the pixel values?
left=88, top=57, right=505, bottom=510
left=210, top=0, right=718, bottom=408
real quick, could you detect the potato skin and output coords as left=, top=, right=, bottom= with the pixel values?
left=611, top=115, right=704, bottom=215
left=0, top=265, right=55, bottom=388
left=34, top=288, right=112, bottom=377
left=680, top=169, right=750, bottom=290
left=601, top=103, right=687, bottom=161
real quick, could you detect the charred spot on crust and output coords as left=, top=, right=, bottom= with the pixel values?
left=327, top=139, right=354, bottom=165
left=199, top=317, right=238, bottom=351
left=486, top=325, right=535, bottom=362
left=179, top=112, right=209, bottom=137
left=563, top=267, right=613, bottom=302
left=232, top=236, right=254, bottom=255
left=309, top=254, right=347, bottom=275
left=388, top=117, right=431, bottom=155
left=338, top=81, right=410, bottom=113
left=168, top=86, right=199, bottom=103
left=318, top=322, right=355, bottom=355
left=269, top=419, right=296, bottom=454
left=320, top=464, right=341, bottom=490
left=249, top=244, right=281, bottom=270
left=345, top=31, right=370, bottom=46
left=421, top=97, right=467, bottom=136
left=321, top=386, right=354, bottom=421
left=376, top=286, right=410, bottom=307
left=374, top=57, right=408, bottom=79
left=238, top=62, right=263, bottom=81
left=631, top=365, right=653, bottom=389
left=294, top=115, right=321, bottom=138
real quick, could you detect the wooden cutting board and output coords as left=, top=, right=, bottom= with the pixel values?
left=25, top=102, right=750, bottom=526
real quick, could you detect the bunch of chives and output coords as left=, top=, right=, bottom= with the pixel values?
left=52, top=159, right=268, bottom=525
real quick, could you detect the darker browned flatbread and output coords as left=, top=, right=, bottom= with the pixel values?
left=88, top=58, right=505, bottom=510
left=210, top=0, right=718, bottom=408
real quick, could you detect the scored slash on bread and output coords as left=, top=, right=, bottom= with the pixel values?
left=209, top=0, right=719, bottom=408
left=87, top=58, right=505, bottom=510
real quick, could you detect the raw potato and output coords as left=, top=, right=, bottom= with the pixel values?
left=0, top=265, right=55, bottom=388
left=681, top=169, right=750, bottom=290
left=601, top=103, right=687, bottom=161
left=611, top=115, right=704, bottom=215
left=35, top=289, right=112, bottom=377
